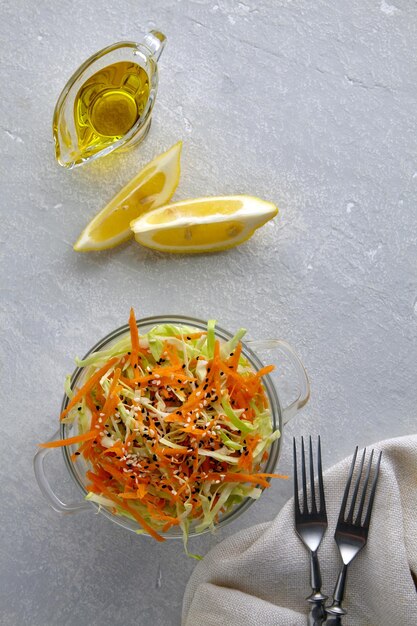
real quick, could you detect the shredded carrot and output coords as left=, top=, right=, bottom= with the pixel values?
left=254, top=364, right=275, bottom=378
left=207, top=471, right=288, bottom=488
left=39, top=430, right=97, bottom=448
left=102, top=486, right=165, bottom=542
left=60, top=356, right=119, bottom=419
left=238, top=434, right=261, bottom=470
left=163, top=341, right=181, bottom=369
left=230, top=342, right=242, bottom=370
left=137, top=484, right=148, bottom=499
left=129, top=307, right=140, bottom=370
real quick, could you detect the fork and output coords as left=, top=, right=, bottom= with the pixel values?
left=293, top=436, right=328, bottom=625
left=324, top=447, right=382, bottom=624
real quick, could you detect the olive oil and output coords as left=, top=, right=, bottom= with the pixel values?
left=74, top=61, right=149, bottom=154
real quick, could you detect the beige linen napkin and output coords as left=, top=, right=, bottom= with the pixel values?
left=182, top=435, right=417, bottom=626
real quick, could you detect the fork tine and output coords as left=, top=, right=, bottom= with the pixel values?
left=317, top=435, right=326, bottom=515
left=309, top=436, right=317, bottom=513
left=363, top=451, right=382, bottom=529
left=355, top=449, right=374, bottom=525
left=338, top=446, right=358, bottom=523
left=346, top=448, right=366, bottom=523
left=293, top=438, right=300, bottom=514
left=301, top=437, right=308, bottom=514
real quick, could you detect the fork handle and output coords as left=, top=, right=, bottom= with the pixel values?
left=324, top=564, right=348, bottom=622
left=307, top=551, right=327, bottom=625
left=322, top=617, right=342, bottom=625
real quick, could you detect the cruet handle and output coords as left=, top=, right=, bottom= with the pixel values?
left=142, top=30, right=166, bottom=61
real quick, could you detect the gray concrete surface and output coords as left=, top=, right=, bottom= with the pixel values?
left=1, top=0, right=417, bottom=624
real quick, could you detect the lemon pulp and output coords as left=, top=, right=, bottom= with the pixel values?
left=130, top=195, right=278, bottom=254
left=74, top=143, right=182, bottom=251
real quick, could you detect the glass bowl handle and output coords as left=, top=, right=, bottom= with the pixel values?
left=246, top=339, right=310, bottom=425
left=33, top=430, right=90, bottom=514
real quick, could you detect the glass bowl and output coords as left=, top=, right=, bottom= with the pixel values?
left=34, top=316, right=309, bottom=538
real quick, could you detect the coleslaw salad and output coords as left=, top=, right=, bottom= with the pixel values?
left=39, top=310, right=286, bottom=551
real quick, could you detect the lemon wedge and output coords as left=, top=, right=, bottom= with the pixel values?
left=130, top=195, right=278, bottom=253
left=74, top=142, right=182, bottom=251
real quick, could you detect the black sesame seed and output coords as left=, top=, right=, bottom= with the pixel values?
left=75, top=451, right=80, bottom=456
left=77, top=407, right=81, bottom=411
left=182, top=364, right=186, bottom=369
left=127, top=352, right=131, bottom=355
left=186, top=336, right=191, bottom=340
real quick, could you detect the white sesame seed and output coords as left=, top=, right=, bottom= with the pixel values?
left=196, top=391, right=201, bottom=397
left=98, top=418, right=103, bottom=423
left=154, top=374, right=160, bottom=379
left=99, top=412, right=105, bottom=417
left=94, top=425, right=100, bottom=429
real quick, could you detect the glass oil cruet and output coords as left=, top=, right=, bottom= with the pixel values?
left=53, top=31, right=166, bottom=169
